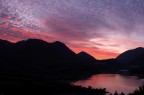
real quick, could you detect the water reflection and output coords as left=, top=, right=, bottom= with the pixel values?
left=72, top=74, right=144, bottom=94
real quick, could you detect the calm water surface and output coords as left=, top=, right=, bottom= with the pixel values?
left=72, top=74, right=144, bottom=94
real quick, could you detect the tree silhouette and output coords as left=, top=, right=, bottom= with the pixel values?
left=129, top=83, right=144, bottom=95
left=114, top=91, right=118, bottom=95
left=120, top=92, right=125, bottom=95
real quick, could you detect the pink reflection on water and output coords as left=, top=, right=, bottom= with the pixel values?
left=72, top=74, right=144, bottom=94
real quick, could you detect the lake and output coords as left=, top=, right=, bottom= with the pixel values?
left=72, top=74, right=144, bottom=94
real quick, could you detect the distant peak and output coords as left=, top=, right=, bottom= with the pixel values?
left=26, top=39, right=50, bottom=45
left=135, top=47, right=144, bottom=50
left=17, top=39, right=48, bottom=43
left=77, top=51, right=97, bottom=61
left=78, top=51, right=95, bottom=58
left=0, top=39, right=13, bottom=45
left=15, top=39, right=50, bottom=47
left=26, top=39, right=48, bottom=43
left=53, top=41, right=64, bottom=44
left=53, top=41, right=66, bottom=47
left=0, top=39, right=11, bottom=43
left=78, top=51, right=89, bottom=55
left=130, top=47, right=144, bottom=52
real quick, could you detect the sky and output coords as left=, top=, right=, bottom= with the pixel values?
left=0, top=0, right=144, bottom=59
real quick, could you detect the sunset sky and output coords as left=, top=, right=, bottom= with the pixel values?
left=0, top=0, right=144, bottom=59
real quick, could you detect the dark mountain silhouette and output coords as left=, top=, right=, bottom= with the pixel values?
left=1, top=39, right=143, bottom=95
left=97, top=59, right=120, bottom=73
left=131, top=53, right=144, bottom=66
left=77, top=51, right=98, bottom=64
left=128, top=52, right=144, bottom=75
left=116, top=47, right=144, bottom=66
left=100, top=58, right=118, bottom=64
left=0, top=39, right=122, bottom=77
left=0, top=39, right=109, bottom=95
left=0, top=39, right=100, bottom=77
left=116, top=47, right=144, bottom=74
left=0, top=39, right=12, bottom=45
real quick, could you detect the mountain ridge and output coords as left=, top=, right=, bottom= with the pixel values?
left=116, top=47, right=144, bottom=63
left=0, top=39, right=99, bottom=75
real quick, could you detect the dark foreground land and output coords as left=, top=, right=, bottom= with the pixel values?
left=0, top=39, right=144, bottom=95
left=0, top=39, right=108, bottom=95
left=0, top=74, right=143, bottom=95
left=0, top=71, right=107, bottom=95
left=0, top=81, right=107, bottom=95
